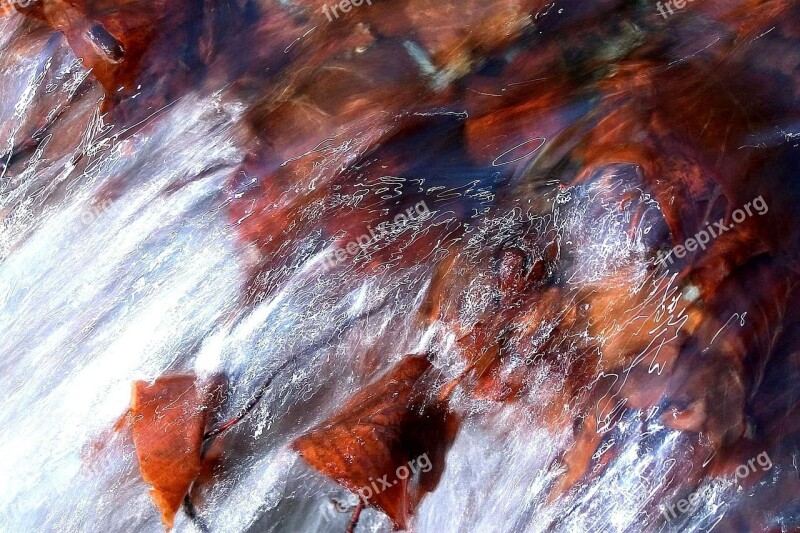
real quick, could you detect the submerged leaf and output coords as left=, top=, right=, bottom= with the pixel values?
left=294, top=356, right=458, bottom=529
left=129, top=375, right=209, bottom=529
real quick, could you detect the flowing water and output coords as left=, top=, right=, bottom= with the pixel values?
left=1, top=3, right=799, bottom=533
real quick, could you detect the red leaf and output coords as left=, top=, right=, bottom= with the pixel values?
left=293, top=356, right=458, bottom=530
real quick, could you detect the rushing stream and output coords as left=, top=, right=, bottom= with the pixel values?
left=2, top=1, right=800, bottom=532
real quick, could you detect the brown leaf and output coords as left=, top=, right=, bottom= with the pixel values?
left=129, top=374, right=209, bottom=529
left=293, top=356, right=458, bottom=530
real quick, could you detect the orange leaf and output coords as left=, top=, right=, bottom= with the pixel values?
left=293, top=356, right=458, bottom=530
left=130, top=375, right=208, bottom=530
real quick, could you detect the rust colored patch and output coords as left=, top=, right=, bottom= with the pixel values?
left=293, top=356, right=458, bottom=530
left=130, top=375, right=207, bottom=530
